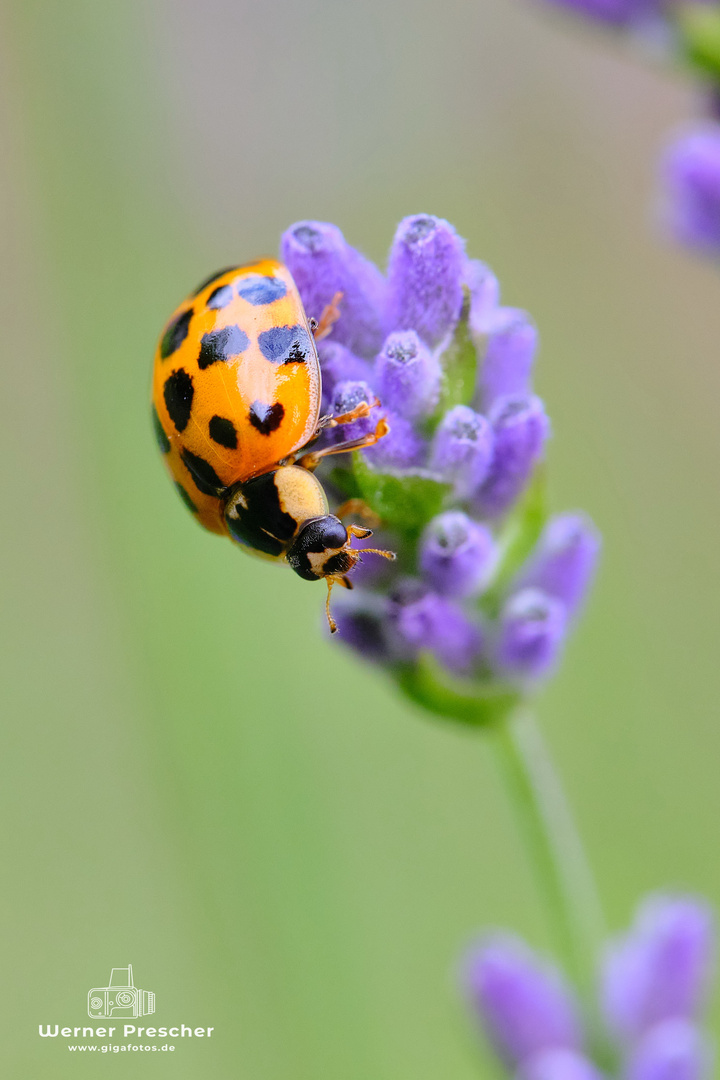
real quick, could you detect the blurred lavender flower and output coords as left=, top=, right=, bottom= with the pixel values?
left=465, top=895, right=714, bottom=1080
left=280, top=216, right=600, bottom=724
left=602, top=895, right=714, bottom=1042
left=661, top=126, right=720, bottom=258
left=537, top=0, right=663, bottom=29
left=531, top=0, right=720, bottom=260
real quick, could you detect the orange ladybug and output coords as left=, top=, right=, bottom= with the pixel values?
left=151, top=259, right=394, bottom=630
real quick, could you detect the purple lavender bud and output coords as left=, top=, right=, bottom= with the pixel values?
left=329, top=380, right=377, bottom=442
left=661, top=127, right=720, bottom=257
left=375, top=330, right=442, bottom=421
left=465, top=258, right=501, bottom=336
left=390, top=583, right=483, bottom=676
left=474, top=395, right=550, bottom=518
left=334, top=596, right=395, bottom=660
left=626, top=1021, right=710, bottom=1080
left=465, top=935, right=583, bottom=1067
left=480, top=308, right=538, bottom=411
left=521, top=1050, right=604, bottom=1080
left=602, top=896, right=714, bottom=1043
left=429, top=405, right=494, bottom=499
left=419, top=512, right=496, bottom=599
left=494, top=589, right=568, bottom=681
left=515, top=514, right=601, bottom=618
left=281, top=221, right=386, bottom=358
left=385, top=215, right=466, bottom=347
left=318, top=341, right=372, bottom=410
left=363, top=411, right=426, bottom=471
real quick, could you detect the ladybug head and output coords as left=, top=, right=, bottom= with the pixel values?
left=286, top=516, right=356, bottom=583
left=287, top=514, right=396, bottom=633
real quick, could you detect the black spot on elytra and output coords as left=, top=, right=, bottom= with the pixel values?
left=160, top=308, right=193, bottom=359
left=198, top=325, right=250, bottom=369
left=193, top=267, right=238, bottom=295
left=236, top=275, right=287, bottom=306
left=248, top=400, right=285, bottom=436
left=181, top=449, right=225, bottom=496
left=163, top=369, right=194, bottom=432
left=209, top=414, right=238, bottom=449
left=258, top=324, right=310, bottom=365
left=207, top=284, right=234, bottom=310
left=152, top=405, right=170, bottom=453
left=175, top=482, right=198, bottom=514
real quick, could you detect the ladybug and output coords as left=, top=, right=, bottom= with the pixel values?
left=151, top=258, right=394, bottom=631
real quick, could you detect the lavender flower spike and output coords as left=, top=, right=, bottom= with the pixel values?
left=514, top=513, right=601, bottom=617
left=661, top=126, right=720, bottom=258
left=275, top=216, right=599, bottom=711
left=281, top=221, right=386, bottom=358
left=494, top=589, right=568, bottom=681
left=465, top=935, right=583, bottom=1067
left=602, top=895, right=714, bottom=1043
left=419, top=512, right=496, bottom=598
left=385, top=214, right=466, bottom=347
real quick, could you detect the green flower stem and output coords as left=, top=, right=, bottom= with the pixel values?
left=493, top=709, right=606, bottom=1000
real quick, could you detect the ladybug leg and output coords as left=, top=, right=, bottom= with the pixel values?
left=298, top=417, right=390, bottom=472
left=312, top=292, right=343, bottom=343
left=335, top=500, right=381, bottom=529
left=316, top=395, right=381, bottom=433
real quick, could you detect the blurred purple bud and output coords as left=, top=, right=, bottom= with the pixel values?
left=494, top=588, right=568, bottom=681
left=375, top=330, right=442, bottom=421
left=385, top=215, right=466, bottom=347
left=331, top=600, right=392, bottom=663
left=515, top=513, right=601, bottom=617
left=329, top=380, right=377, bottom=442
left=602, top=896, right=714, bottom=1043
left=465, top=258, right=501, bottom=336
left=318, top=341, right=372, bottom=410
left=465, top=934, right=583, bottom=1067
left=521, top=1050, right=604, bottom=1080
left=661, top=127, right=720, bottom=257
left=474, top=395, right=549, bottom=517
left=429, top=405, right=495, bottom=499
left=390, top=582, right=483, bottom=676
left=480, top=308, right=538, bottom=411
left=626, top=1021, right=711, bottom=1080
left=419, top=512, right=496, bottom=598
left=363, top=410, right=426, bottom=471
left=538, top=0, right=654, bottom=26
left=281, top=221, right=386, bottom=358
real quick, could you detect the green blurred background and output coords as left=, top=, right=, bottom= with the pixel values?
left=3, top=0, right=720, bottom=1076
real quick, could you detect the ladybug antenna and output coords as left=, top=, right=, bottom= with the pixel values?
left=358, top=547, right=396, bottom=562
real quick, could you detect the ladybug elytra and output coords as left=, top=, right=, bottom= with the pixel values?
left=151, top=258, right=394, bottom=630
